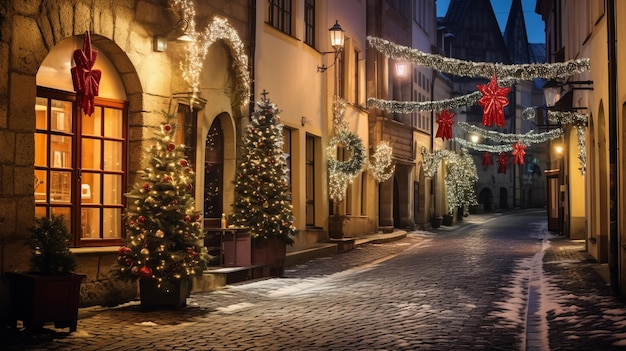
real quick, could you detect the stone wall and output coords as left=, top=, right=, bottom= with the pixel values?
left=0, top=0, right=251, bottom=311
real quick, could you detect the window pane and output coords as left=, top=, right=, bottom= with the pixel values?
left=103, top=174, right=122, bottom=205
left=34, top=169, right=47, bottom=203
left=50, top=136, right=72, bottom=168
left=81, top=172, right=100, bottom=204
left=50, top=171, right=71, bottom=202
left=35, top=206, right=46, bottom=219
left=51, top=100, right=72, bottom=133
left=104, top=108, right=123, bottom=138
left=103, top=208, right=122, bottom=238
left=82, top=138, right=102, bottom=170
left=35, top=97, right=48, bottom=130
left=34, top=133, right=47, bottom=166
left=81, top=208, right=100, bottom=239
left=104, top=140, right=122, bottom=171
left=82, top=106, right=102, bottom=136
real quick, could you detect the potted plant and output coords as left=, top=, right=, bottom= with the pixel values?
left=5, top=215, right=85, bottom=332
left=229, top=94, right=296, bottom=277
left=442, top=212, right=454, bottom=226
left=115, top=113, right=209, bottom=310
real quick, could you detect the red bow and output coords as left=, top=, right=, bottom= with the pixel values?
left=482, top=152, right=492, bottom=168
left=512, top=142, right=526, bottom=165
left=71, top=31, right=101, bottom=116
left=477, top=75, right=510, bottom=127
left=435, top=109, right=455, bottom=140
left=497, top=152, right=509, bottom=174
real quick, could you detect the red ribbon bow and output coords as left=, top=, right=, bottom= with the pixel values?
left=71, top=31, right=101, bottom=116
left=435, top=109, right=455, bottom=141
left=497, top=152, right=509, bottom=174
left=512, top=142, right=527, bottom=165
left=477, top=75, right=510, bottom=127
left=482, top=152, right=492, bottom=168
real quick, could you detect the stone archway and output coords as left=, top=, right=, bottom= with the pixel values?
left=478, top=187, right=493, bottom=211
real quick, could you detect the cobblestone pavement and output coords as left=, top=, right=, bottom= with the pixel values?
left=6, top=209, right=626, bottom=350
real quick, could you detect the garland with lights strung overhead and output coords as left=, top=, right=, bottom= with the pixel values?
left=457, top=122, right=564, bottom=145
left=454, top=138, right=513, bottom=153
left=171, top=0, right=250, bottom=110
left=368, top=142, right=395, bottom=182
left=367, top=36, right=590, bottom=80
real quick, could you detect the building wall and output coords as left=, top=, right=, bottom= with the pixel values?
left=0, top=0, right=250, bottom=309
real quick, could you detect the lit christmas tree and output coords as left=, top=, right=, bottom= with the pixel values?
left=116, top=112, right=209, bottom=290
left=230, top=91, right=296, bottom=245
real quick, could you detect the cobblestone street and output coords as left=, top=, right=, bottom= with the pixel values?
left=7, top=209, right=626, bottom=350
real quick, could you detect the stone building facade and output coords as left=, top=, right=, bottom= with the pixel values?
left=0, top=0, right=251, bottom=311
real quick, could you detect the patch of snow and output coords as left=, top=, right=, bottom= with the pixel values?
left=135, top=321, right=158, bottom=326
left=216, top=302, right=255, bottom=314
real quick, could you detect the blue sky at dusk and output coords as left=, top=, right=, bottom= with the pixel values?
left=436, top=0, right=546, bottom=44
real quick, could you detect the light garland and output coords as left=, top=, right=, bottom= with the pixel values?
left=333, top=97, right=349, bottom=132
left=367, top=36, right=590, bottom=80
left=576, top=126, right=586, bottom=175
left=171, top=1, right=250, bottom=110
left=454, top=138, right=513, bottom=153
left=420, top=147, right=477, bottom=213
left=367, top=78, right=517, bottom=113
left=457, top=122, right=564, bottom=145
left=368, top=142, right=395, bottom=183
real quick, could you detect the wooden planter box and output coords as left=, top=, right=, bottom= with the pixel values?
left=139, top=278, right=191, bottom=311
left=5, top=272, right=85, bottom=332
left=252, top=237, right=287, bottom=277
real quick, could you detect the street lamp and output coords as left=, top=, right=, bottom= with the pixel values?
left=318, top=20, right=345, bottom=72
left=395, top=62, right=408, bottom=78
left=542, top=80, right=562, bottom=108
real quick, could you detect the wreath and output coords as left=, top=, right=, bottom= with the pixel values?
left=327, top=130, right=366, bottom=177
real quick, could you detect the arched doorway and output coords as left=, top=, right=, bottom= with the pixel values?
left=479, top=187, right=493, bottom=211
left=204, top=117, right=224, bottom=218
left=499, top=187, right=509, bottom=209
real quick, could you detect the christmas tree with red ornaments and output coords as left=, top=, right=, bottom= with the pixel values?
left=229, top=91, right=296, bottom=245
left=116, top=112, right=209, bottom=290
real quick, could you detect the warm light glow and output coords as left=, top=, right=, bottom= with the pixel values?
left=555, top=145, right=564, bottom=154
left=329, top=20, right=345, bottom=50
left=470, top=134, right=479, bottom=143
left=396, top=62, right=407, bottom=77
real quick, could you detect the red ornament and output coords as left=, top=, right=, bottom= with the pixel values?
left=497, top=152, right=509, bottom=174
left=180, top=159, right=188, bottom=167
left=184, top=215, right=191, bottom=222
left=124, top=258, right=133, bottom=266
left=137, top=215, right=145, bottom=223
left=118, top=246, right=132, bottom=256
left=164, top=124, right=172, bottom=132
left=512, top=142, right=526, bottom=165
left=71, top=31, right=101, bottom=116
left=142, top=182, right=150, bottom=191
left=138, top=266, right=152, bottom=278
left=477, top=75, right=510, bottom=127
left=435, top=109, right=455, bottom=140
left=167, top=142, right=176, bottom=151
left=162, top=175, right=172, bottom=182
left=482, top=152, right=492, bottom=168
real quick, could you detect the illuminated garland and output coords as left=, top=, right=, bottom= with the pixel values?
left=367, top=36, right=590, bottom=79
left=171, top=1, right=250, bottom=110
left=327, top=97, right=366, bottom=203
left=367, top=78, right=517, bottom=113
left=523, top=107, right=588, bottom=174
left=457, top=122, right=564, bottom=144
left=368, top=142, right=395, bottom=182
left=420, top=147, right=477, bottom=213
left=454, top=138, right=513, bottom=153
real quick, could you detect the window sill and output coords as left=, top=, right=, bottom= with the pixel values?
left=71, top=246, right=120, bottom=255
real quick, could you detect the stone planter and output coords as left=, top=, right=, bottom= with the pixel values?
left=442, top=214, right=454, bottom=226
left=328, top=215, right=346, bottom=239
left=139, top=278, right=191, bottom=311
left=5, top=272, right=85, bottom=332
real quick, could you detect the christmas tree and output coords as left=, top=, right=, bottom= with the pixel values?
left=117, top=112, right=209, bottom=290
left=229, top=91, right=296, bottom=245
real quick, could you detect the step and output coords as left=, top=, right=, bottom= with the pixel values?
left=192, top=265, right=265, bottom=292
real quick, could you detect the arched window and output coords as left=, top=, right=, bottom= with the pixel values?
left=204, top=118, right=224, bottom=218
left=35, top=36, right=128, bottom=247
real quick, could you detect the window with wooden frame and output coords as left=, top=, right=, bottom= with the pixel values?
left=304, top=0, right=316, bottom=47
left=35, top=87, right=127, bottom=247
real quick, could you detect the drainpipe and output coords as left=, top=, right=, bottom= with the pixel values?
left=249, top=0, right=256, bottom=114
left=606, top=0, right=619, bottom=296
